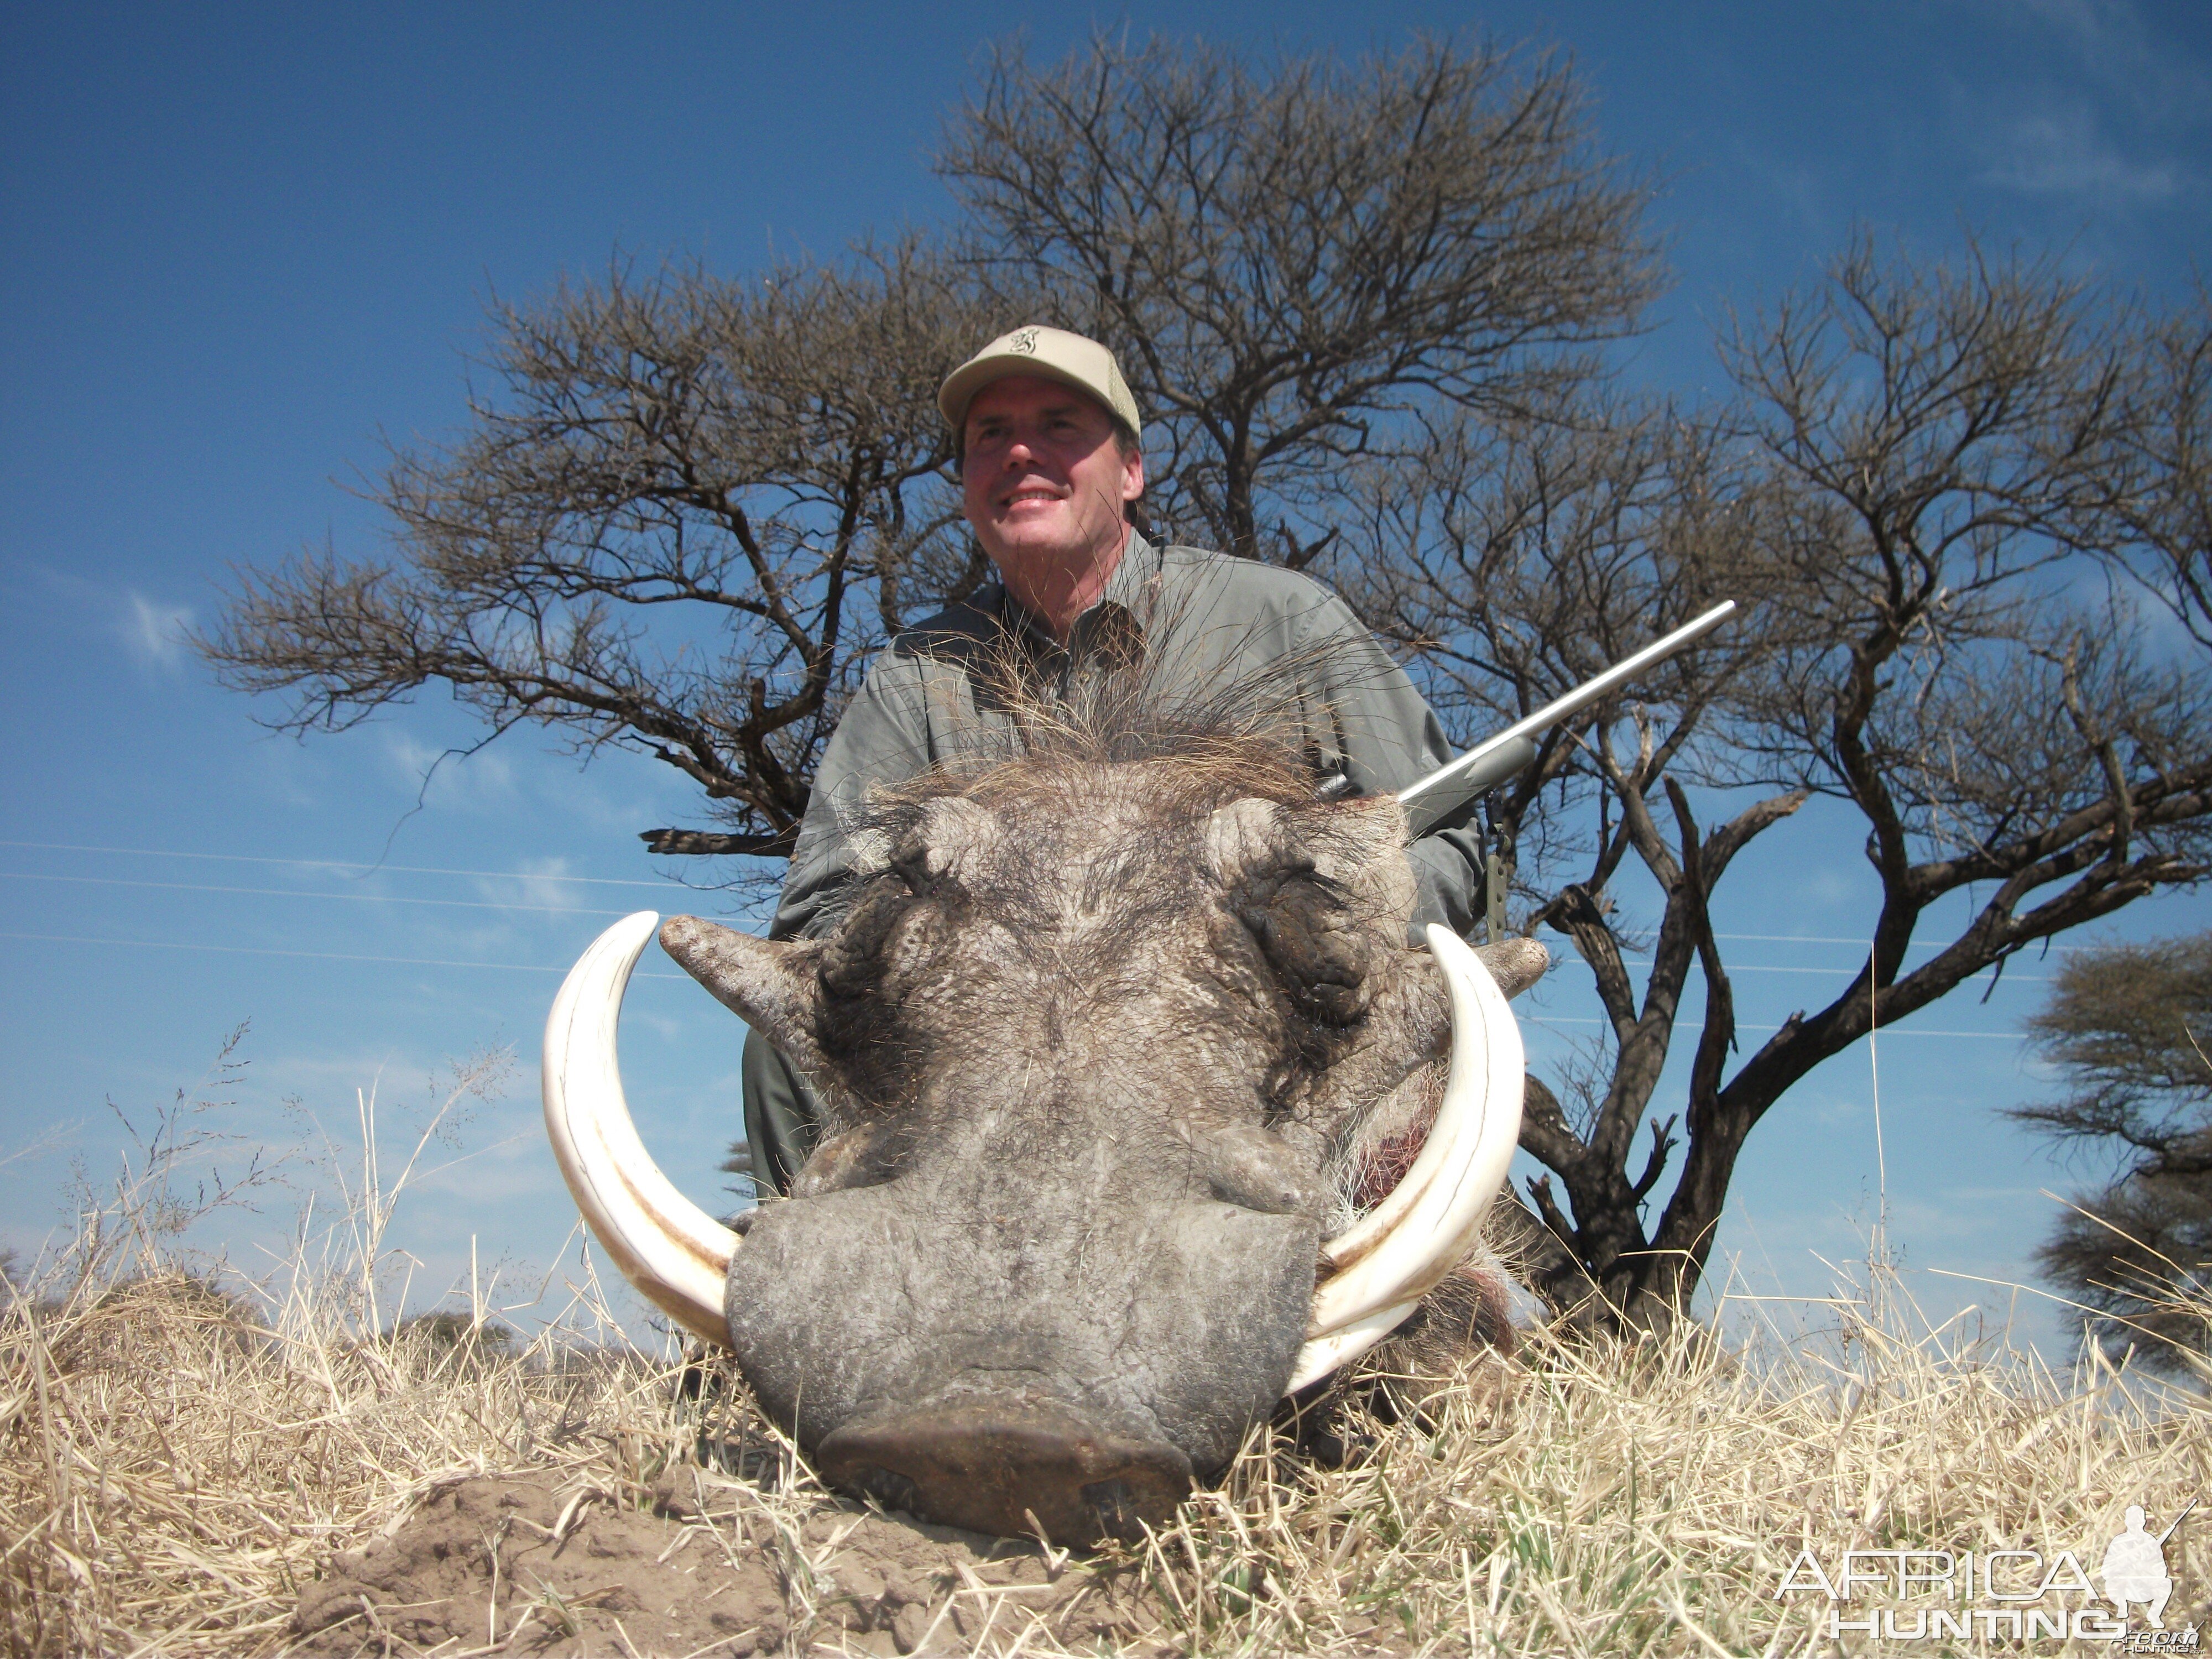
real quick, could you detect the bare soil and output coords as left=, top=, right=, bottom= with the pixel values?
left=288, top=1469, right=1181, bottom=1657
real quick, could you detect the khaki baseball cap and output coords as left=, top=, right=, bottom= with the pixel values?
left=938, top=325, right=1142, bottom=437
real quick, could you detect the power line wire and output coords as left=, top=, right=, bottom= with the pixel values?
left=0, top=872, right=2044, bottom=973
left=0, top=844, right=2102, bottom=949
left=1, top=871, right=2055, bottom=984
left=0, top=874, right=2049, bottom=980
left=1719, top=958, right=2050, bottom=982
left=0, top=930, right=686, bottom=978
left=2, top=871, right=643, bottom=917
left=1524, top=1013, right=2022, bottom=1040
left=4, top=931, right=2032, bottom=1037
left=0, top=874, right=2050, bottom=979
left=0, top=839, right=688, bottom=890
left=1712, top=930, right=2085, bottom=953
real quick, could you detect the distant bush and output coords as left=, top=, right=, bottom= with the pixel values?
left=390, top=1308, right=514, bottom=1355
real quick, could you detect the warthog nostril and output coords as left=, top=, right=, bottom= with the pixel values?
left=815, top=1395, right=1193, bottom=1544
left=839, top=1463, right=923, bottom=1516
left=1077, top=1478, right=1144, bottom=1537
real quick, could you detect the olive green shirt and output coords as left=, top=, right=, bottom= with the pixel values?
left=770, top=532, right=1485, bottom=943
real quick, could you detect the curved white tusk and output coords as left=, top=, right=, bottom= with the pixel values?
left=544, top=911, right=737, bottom=1347
left=1320, top=1011, right=1454, bottom=1272
left=1286, top=925, right=1524, bottom=1392
left=1284, top=1299, right=1421, bottom=1395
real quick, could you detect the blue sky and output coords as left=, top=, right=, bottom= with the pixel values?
left=3, top=1, right=2208, bottom=1357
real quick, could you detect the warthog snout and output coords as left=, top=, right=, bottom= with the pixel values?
left=816, top=1395, right=1193, bottom=1543
left=721, top=1145, right=1321, bottom=1529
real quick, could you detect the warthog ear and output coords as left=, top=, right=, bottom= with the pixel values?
left=898, top=796, right=998, bottom=886
left=1203, top=795, right=1415, bottom=918
left=659, top=916, right=831, bottom=1076
left=1202, top=796, right=1289, bottom=888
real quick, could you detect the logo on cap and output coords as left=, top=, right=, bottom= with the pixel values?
left=1008, top=328, right=1039, bottom=354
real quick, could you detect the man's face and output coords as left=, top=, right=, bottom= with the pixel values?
left=961, top=375, right=1144, bottom=580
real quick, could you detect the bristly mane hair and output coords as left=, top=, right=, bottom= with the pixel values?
left=859, top=582, right=1401, bottom=823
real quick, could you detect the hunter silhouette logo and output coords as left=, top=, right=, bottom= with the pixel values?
left=1007, top=328, right=1039, bottom=353
left=2104, top=1500, right=2194, bottom=1633
left=1772, top=1495, right=2199, bottom=1646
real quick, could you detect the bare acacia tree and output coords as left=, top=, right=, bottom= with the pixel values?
left=207, top=34, right=1654, bottom=866
left=941, top=33, right=1658, bottom=564
left=1326, top=399, right=1785, bottom=1322
left=204, top=241, right=1002, bottom=860
left=2010, top=932, right=2211, bottom=1368
left=2110, top=288, right=2212, bottom=649
left=1347, top=242, right=2212, bottom=1328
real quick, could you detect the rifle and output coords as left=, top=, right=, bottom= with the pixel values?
left=1393, top=600, right=1740, bottom=839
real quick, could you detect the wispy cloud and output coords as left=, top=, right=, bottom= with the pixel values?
left=2016, top=0, right=2142, bottom=58
left=121, top=589, right=194, bottom=672
left=1978, top=103, right=2182, bottom=197
left=2009, top=0, right=2211, bottom=117
left=473, top=856, right=593, bottom=916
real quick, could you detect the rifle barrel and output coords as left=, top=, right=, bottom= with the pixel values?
left=1395, top=599, right=1739, bottom=838
left=2156, top=1495, right=2198, bottom=1546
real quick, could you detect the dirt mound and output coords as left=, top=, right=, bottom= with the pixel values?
left=290, top=1469, right=1173, bottom=1656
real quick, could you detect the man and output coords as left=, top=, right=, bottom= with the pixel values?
left=742, top=324, right=1485, bottom=1193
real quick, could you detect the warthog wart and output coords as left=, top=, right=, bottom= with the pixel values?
left=545, top=663, right=1542, bottom=1544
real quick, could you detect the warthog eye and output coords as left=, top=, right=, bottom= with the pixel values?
left=1231, top=868, right=1375, bottom=1027
left=818, top=878, right=941, bottom=1001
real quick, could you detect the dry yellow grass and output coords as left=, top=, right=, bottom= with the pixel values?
left=4, top=1065, right=2206, bottom=1656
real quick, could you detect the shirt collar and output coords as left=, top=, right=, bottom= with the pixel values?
left=996, top=529, right=1161, bottom=659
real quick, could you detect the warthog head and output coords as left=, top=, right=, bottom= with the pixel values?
left=546, top=712, right=1536, bottom=1544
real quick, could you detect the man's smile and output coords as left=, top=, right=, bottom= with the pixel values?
left=957, top=371, right=1145, bottom=639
